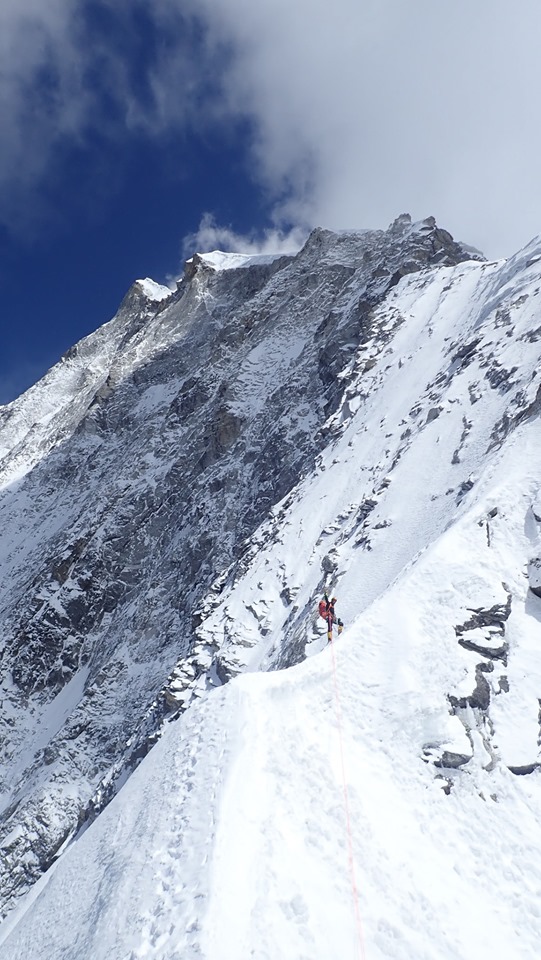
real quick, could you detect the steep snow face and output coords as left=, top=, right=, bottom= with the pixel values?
left=1, top=424, right=541, bottom=959
left=195, top=238, right=541, bottom=685
left=0, top=213, right=539, bottom=933
left=0, top=214, right=476, bottom=915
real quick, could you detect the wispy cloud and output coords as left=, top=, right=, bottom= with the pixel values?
left=180, top=213, right=306, bottom=264
left=180, top=0, right=541, bottom=257
left=0, top=1, right=211, bottom=233
left=2, top=1, right=541, bottom=257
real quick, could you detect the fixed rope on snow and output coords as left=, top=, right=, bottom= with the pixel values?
left=319, top=592, right=366, bottom=959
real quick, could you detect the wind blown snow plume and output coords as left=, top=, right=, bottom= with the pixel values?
left=1, top=214, right=541, bottom=958
left=181, top=212, right=306, bottom=263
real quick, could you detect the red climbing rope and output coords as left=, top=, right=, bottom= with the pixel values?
left=329, top=631, right=367, bottom=960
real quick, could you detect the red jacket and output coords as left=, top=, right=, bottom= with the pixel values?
left=319, top=599, right=335, bottom=620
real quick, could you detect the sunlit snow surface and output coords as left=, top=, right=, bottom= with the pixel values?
left=187, top=249, right=289, bottom=271
left=2, top=487, right=541, bottom=960
left=135, top=278, right=173, bottom=302
left=2, top=233, right=541, bottom=958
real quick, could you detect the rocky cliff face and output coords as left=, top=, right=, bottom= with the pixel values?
left=2, top=212, right=539, bottom=919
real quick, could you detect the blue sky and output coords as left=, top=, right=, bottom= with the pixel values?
left=1, top=0, right=541, bottom=404
left=0, top=2, right=276, bottom=402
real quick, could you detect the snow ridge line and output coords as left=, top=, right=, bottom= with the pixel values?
left=329, top=633, right=366, bottom=960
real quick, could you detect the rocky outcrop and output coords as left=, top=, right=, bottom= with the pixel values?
left=527, top=558, right=541, bottom=598
left=454, top=595, right=512, bottom=665
left=431, top=588, right=517, bottom=776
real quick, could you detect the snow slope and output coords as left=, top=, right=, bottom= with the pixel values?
left=2, top=215, right=486, bottom=917
left=2, top=227, right=541, bottom=958
left=2, top=428, right=540, bottom=960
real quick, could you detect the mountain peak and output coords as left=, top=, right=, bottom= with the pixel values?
left=134, top=278, right=173, bottom=302
left=0, top=218, right=540, bottom=957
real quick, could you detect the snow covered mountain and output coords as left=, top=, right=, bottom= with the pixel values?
left=1, top=214, right=541, bottom=958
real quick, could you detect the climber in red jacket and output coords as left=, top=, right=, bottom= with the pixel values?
left=318, top=593, right=343, bottom=640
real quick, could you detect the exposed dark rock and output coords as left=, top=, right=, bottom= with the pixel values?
left=457, top=637, right=507, bottom=663
left=443, top=586, right=514, bottom=774
left=449, top=338, right=482, bottom=372
left=434, top=775, right=453, bottom=794
left=485, top=362, right=518, bottom=392
left=487, top=383, right=541, bottom=453
left=508, top=764, right=539, bottom=776
left=322, top=553, right=337, bottom=574
left=435, top=751, right=472, bottom=769
left=449, top=665, right=494, bottom=712
left=213, top=656, right=237, bottom=686
left=455, top=592, right=512, bottom=635
left=356, top=498, right=378, bottom=524
left=527, top=558, right=541, bottom=598
left=468, top=668, right=491, bottom=710
left=354, top=535, right=372, bottom=551
left=456, top=476, right=475, bottom=503
left=523, top=325, right=541, bottom=343
left=468, top=383, right=482, bottom=404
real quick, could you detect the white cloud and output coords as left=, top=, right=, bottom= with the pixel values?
left=2, top=0, right=540, bottom=257
left=182, top=0, right=541, bottom=257
left=178, top=212, right=306, bottom=269
left=0, top=1, right=208, bottom=231
left=0, top=2, right=77, bottom=208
